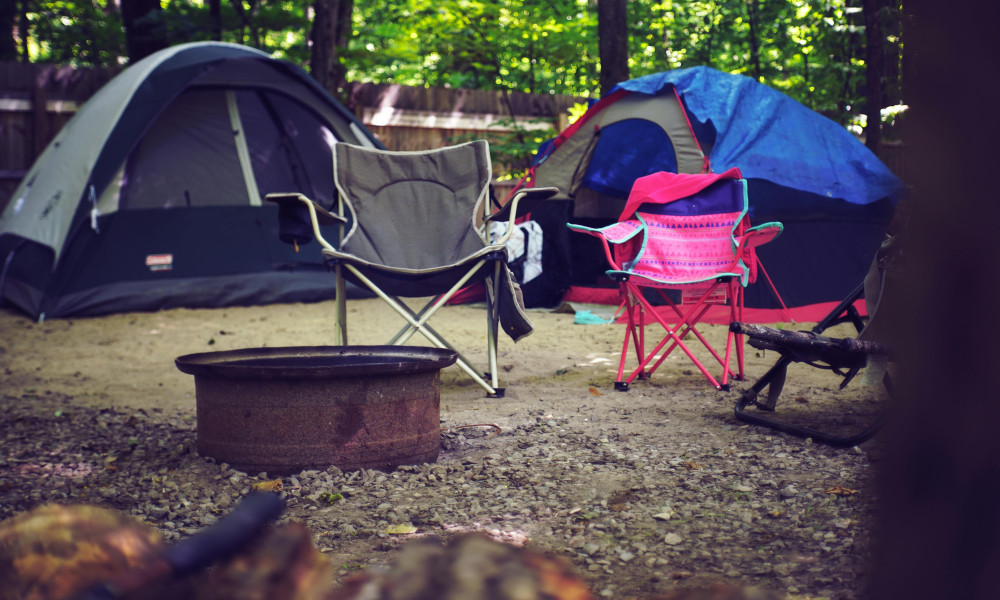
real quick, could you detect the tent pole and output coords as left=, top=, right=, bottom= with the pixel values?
left=226, top=90, right=262, bottom=206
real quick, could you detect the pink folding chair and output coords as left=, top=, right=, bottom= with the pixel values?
left=569, top=168, right=783, bottom=390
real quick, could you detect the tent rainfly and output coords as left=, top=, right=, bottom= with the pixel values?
left=0, top=41, right=382, bottom=320
left=514, top=66, right=906, bottom=315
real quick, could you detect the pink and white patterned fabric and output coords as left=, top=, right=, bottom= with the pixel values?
left=568, top=170, right=782, bottom=290
left=626, top=210, right=745, bottom=286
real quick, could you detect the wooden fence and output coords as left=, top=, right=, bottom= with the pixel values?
left=0, top=60, right=584, bottom=213
left=0, top=60, right=906, bottom=213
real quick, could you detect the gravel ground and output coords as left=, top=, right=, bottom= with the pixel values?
left=0, top=390, right=881, bottom=599
left=0, top=301, right=886, bottom=599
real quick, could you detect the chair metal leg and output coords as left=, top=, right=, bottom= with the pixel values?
left=343, top=262, right=503, bottom=397
left=484, top=262, right=503, bottom=397
left=621, top=284, right=726, bottom=389
left=333, top=263, right=348, bottom=346
left=616, top=291, right=645, bottom=390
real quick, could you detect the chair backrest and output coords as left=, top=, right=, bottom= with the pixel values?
left=333, top=141, right=493, bottom=269
left=621, top=177, right=749, bottom=285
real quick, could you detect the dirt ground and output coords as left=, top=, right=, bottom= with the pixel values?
left=0, top=297, right=889, bottom=598
left=0, top=297, right=880, bottom=415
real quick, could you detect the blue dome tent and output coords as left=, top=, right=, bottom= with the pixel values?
left=514, top=66, right=905, bottom=318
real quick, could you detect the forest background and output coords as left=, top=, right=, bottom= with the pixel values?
left=1, top=0, right=905, bottom=173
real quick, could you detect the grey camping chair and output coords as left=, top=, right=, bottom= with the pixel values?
left=266, top=140, right=557, bottom=397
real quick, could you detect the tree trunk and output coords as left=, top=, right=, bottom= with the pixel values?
left=19, top=0, right=28, bottom=61
left=310, top=0, right=353, bottom=99
left=867, top=2, right=1000, bottom=599
left=863, top=0, right=883, bottom=154
left=745, top=0, right=761, bottom=79
left=209, top=0, right=222, bottom=41
left=121, top=0, right=169, bottom=62
left=597, top=0, right=629, bottom=96
left=0, top=0, right=17, bottom=61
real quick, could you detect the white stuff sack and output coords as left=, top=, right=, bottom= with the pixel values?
left=489, top=220, right=543, bottom=284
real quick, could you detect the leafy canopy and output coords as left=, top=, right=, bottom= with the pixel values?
left=17, top=0, right=902, bottom=125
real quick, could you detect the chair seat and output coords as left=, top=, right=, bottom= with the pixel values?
left=321, top=246, right=502, bottom=298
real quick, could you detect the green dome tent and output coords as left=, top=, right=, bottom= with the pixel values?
left=0, top=42, right=382, bottom=320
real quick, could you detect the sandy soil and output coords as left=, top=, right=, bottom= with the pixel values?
left=0, top=297, right=889, bottom=598
left=0, top=297, right=876, bottom=416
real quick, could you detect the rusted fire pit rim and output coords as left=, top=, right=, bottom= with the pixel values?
left=175, top=345, right=458, bottom=380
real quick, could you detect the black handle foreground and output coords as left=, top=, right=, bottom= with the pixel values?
left=165, top=491, right=284, bottom=575
left=70, top=491, right=285, bottom=600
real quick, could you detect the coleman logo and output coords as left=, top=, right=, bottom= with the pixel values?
left=145, top=254, right=173, bottom=272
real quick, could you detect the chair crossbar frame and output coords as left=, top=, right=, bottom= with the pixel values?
left=615, top=275, right=744, bottom=391
left=645, top=284, right=742, bottom=378
left=339, top=259, right=503, bottom=395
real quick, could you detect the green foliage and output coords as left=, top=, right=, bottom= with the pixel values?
left=449, top=117, right=557, bottom=181
left=347, top=0, right=599, bottom=95
left=16, top=0, right=903, bottom=129
left=21, top=0, right=312, bottom=66
left=28, top=0, right=126, bottom=66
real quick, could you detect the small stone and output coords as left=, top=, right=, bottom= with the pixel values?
left=663, top=533, right=683, bottom=545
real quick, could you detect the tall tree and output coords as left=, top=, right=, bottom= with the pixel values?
left=121, top=0, right=168, bottom=62
left=310, top=0, right=353, bottom=97
left=745, top=0, right=761, bottom=79
left=209, top=0, right=222, bottom=41
left=597, top=0, right=629, bottom=95
left=18, top=0, right=29, bottom=61
left=0, top=0, right=18, bottom=60
left=862, top=0, right=883, bottom=153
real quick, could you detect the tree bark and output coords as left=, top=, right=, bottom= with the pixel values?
left=745, top=0, right=761, bottom=79
left=863, top=0, right=883, bottom=154
left=19, top=0, right=28, bottom=61
left=867, top=2, right=1000, bottom=599
left=121, top=0, right=169, bottom=62
left=0, top=0, right=17, bottom=61
left=209, top=0, right=222, bottom=41
left=310, top=0, right=353, bottom=98
left=597, top=0, right=629, bottom=96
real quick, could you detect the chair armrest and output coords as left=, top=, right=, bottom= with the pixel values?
left=485, top=187, right=559, bottom=246
left=741, top=222, right=783, bottom=249
left=265, top=193, right=346, bottom=225
left=485, top=187, right=559, bottom=226
left=734, top=221, right=783, bottom=284
left=567, top=220, right=644, bottom=272
left=264, top=193, right=343, bottom=251
left=735, top=222, right=782, bottom=256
